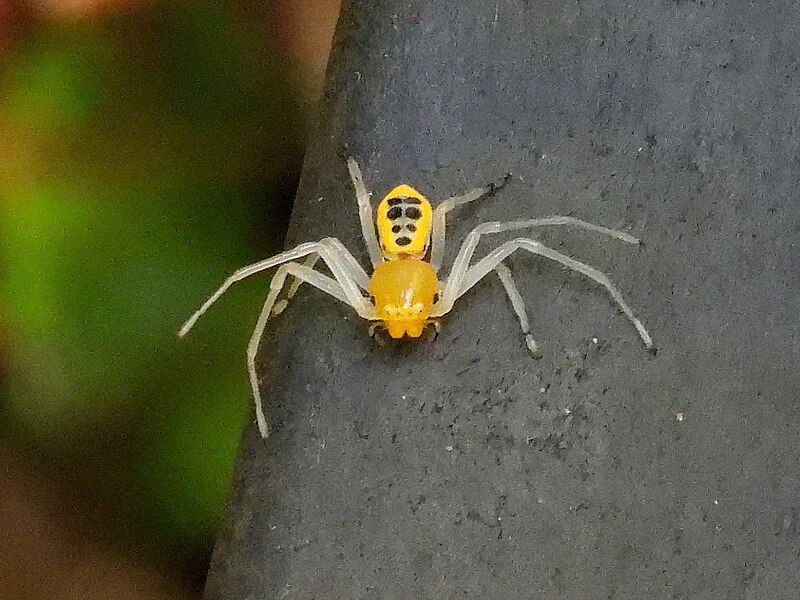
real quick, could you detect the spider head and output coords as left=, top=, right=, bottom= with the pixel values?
left=376, top=184, right=433, bottom=259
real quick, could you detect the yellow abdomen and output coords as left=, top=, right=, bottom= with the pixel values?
left=369, top=259, right=439, bottom=338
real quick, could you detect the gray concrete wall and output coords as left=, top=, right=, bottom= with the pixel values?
left=205, top=1, right=800, bottom=598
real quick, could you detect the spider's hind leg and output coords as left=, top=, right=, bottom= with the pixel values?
left=494, top=262, right=542, bottom=359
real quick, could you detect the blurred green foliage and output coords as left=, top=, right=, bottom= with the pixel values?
left=0, top=0, right=304, bottom=580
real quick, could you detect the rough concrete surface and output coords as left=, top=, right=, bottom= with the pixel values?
left=204, top=1, right=800, bottom=598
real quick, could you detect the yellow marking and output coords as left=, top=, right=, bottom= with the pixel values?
left=369, top=258, right=439, bottom=338
left=376, top=184, right=433, bottom=258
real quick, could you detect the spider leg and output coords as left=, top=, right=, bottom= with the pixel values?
left=180, top=241, right=326, bottom=337
left=178, top=238, right=374, bottom=338
left=493, top=261, right=542, bottom=359
left=180, top=237, right=376, bottom=438
left=247, top=262, right=351, bottom=438
left=272, top=254, right=321, bottom=316
left=347, top=157, right=383, bottom=267
left=271, top=240, right=373, bottom=316
left=441, top=216, right=640, bottom=311
left=324, top=237, right=371, bottom=292
left=430, top=174, right=510, bottom=272
left=283, top=238, right=372, bottom=300
left=286, top=254, right=320, bottom=300
left=437, top=236, right=653, bottom=351
left=318, top=238, right=376, bottom=318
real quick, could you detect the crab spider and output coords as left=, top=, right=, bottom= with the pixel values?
left=179, top=157, right=654, bottom=438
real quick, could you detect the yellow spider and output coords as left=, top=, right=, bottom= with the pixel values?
left=179, top=157, right=653, bottom=438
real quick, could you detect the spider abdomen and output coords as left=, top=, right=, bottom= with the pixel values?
left=375, top=184, right=433, bottom=257
left=369, top=259, right=439, bottom=339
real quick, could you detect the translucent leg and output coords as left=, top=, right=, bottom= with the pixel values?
left=325, top=237, right=371, bottom=291
left=246, top=262, right=350, bottom=438
left=430, top=187, right=492, bottom=271
left=430, top=174, right=510, bottom=272
left=179, top=238, right=375, bottom=338
left=286, top=254, right=320, bottom=299
left=179, top=241, right=325, bottom=337
left=318, top=239, right=376, bottom=319
left=437, top=236, right=653, bottom=351
left=347, top=157, right=383, bottom=267
left=441, top=216, right=640, bottom=313
left=267, top=241, right=370, bottom=301
left=494, top=262, right=541, bottom=358
left=273, top=254, right=321, bottom=315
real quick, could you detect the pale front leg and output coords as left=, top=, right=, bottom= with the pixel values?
left=178, top=237, right=379, bottom=438
left=247, top=264, right=290, bottom=438
left=279, top=242, right=370, bottom=315
left=273, top=254, right=321, bottom=316
left=325, top=237, right=371, bottom=291
left=179, top=237, right=376, bottom=340
left=494, top=262, right=542, bottom=358
left=318, top=239, right=377, bottom=319
left=179, top=240, right=329, bottom=338
left=347, top=157, right=383, bottom=267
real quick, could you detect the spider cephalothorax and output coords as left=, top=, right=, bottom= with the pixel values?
left=180, top=157, right=654, bottom=438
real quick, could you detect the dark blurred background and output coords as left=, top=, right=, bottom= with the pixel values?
left=0, top=0, right=340, bottom=596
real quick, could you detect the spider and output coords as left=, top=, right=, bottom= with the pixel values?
left=179, top=157, right=654, bottom=438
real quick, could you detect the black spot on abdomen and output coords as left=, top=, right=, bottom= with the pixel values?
left=396, top=236, right=412, bottom=246
left=405, top=206, right=422, bottom=219
left=387, top=207, right=402, bottom=219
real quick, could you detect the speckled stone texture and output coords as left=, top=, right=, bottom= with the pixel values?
left=204, top=1, right=800, bottom=598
